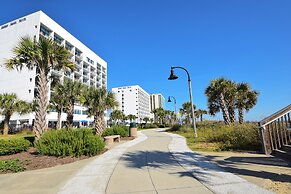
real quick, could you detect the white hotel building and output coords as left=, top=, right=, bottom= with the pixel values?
left=150, top=94, right=165, bottom=111
left=0, top=11, right=107, bottom=127
left=112, top=85, right=151, bottom=122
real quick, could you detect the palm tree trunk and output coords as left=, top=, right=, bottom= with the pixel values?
left=228, top=106, right=236, bottom=123
left=219, top=93, right=230, bottom=125
left=200, top=115, right=203, bottom=122
left=66, top=101, right=74, bottom=128
left=238, top=108, right=244, bottom=124
left=3, top=115, right=11, bottom=135
left=56, top=109, right=62, bottom=129
left=94, top=112, right=105, bottom=136
left=34, top=68, right=49, bottom=140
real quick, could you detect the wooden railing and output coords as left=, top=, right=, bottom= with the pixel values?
left=258, top=104, right=291, bottom=154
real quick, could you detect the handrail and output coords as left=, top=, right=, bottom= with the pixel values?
left=259, top=104, right=291, bottom=127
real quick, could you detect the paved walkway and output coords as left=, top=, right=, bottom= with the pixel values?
left=0, top=129, right=275, bottom=194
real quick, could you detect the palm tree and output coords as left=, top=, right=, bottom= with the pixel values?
left=0, top=93, right=32, bottom=135
left=62, top=79, right=84, bottom=128
left=50, top=82, right=67, bottom=129
left=81, top=87, right=118, bottom=135
left=205, top=78, right=235, bottom=125
left=180, top=102, right=195, bottom=124
left=155, top=108, right=165, bottom=124
left=127, top=114, right=137, bottom=122
left=236, top=83, right=259, bottom=124
left=143, top=117, right=150, bottom=124
left=151, top=109, right=158, bottom=123
left=5, top=37, right=74, bottom=139
left=110, top=110, right=124, bottom=124
left=195, top=109, right=208, bottom=122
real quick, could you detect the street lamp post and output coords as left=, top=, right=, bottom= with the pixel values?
left=167, top=96, right=177, bottom=123
left=168, top=66, right=197, bottom=138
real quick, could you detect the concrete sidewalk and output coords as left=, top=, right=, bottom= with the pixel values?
left=106, top=130, right=212, bottom=194
left=0, top=129, right=275, bottom=194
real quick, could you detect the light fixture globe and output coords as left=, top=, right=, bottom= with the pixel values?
left=168, top=69, right=178, bottom=80
left=167, top=96, right=172, bottom=102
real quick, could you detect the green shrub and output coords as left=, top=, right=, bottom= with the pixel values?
left=167, top=124, right=182, bottom=132
left=138, top=123, right=159, bottom=129
left=35, top=128, right=105, bottom=157
left=172, top=121, right=261, bottom=151
left=102, top=125, right=128, bottom=137
left=0, top=158, right=24, bottom=173
left=0, top=138, right=31, bottom=155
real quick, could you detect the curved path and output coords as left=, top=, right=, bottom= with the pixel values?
left=0, top=129, right=273, bottom=194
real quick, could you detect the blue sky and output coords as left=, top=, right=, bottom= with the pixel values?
left=1, top=0, right=290, bottom=121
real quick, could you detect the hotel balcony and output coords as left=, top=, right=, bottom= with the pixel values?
left=75, top=48, right=83, bottom=59
left=75, top=59, right=82, bottom=68
left=40, top=24, right=52, bottom=38
left=83, top=77, right=90, bottom=86
left=53, top=33, right=64, bottom=46
left=65, top=41, right=74, bottom=54
left=74, top=73, right=81, bottom=81
left=83, top=71, right=89, bottom=78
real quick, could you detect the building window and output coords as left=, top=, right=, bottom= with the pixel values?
left=28, top=89, right=31, bottom=93
left=35, top=25, right=37, bottom=28
left=10, top=21, right=17, bottom=26
left=1, top=24, right=8, bottom=29
left=29, top=78, right=32, bottom=82
left=19, top=18, right=26, bottom=22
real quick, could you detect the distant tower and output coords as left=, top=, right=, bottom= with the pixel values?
left=150, top=94, right=165, bottom=111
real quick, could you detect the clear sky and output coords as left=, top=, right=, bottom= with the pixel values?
left=1, top=0, right=290, bottom=121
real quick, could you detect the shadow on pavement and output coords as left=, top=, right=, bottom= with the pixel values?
left=120, top=150, right=291, bottom=184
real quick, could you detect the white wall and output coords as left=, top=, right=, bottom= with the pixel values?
left=112, top=85, right=151, bottom=122
left=0, top=11, right=107, bottom=123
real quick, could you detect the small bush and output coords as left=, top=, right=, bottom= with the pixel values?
left=138, top=123, right=159, bottom=129
left=103, top=125, right=128, bottom=137
left=0, top=158, right=24, bottom=173
left=0, top=138, right=31, bottom=155
left=167, top=124, right=182, bottom=132
left=35, top=128, right=105, bottom=157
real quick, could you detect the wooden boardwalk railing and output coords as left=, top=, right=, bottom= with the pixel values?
left=258, top=104, right=291, bottom=155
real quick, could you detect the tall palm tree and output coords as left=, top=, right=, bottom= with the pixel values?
left=81, top=87, right=118, bottom=135
left=50, top=82, right=67, bottom=129
left=180, top=102, right=195, bottom=124
left=5, top=37, right=74, bottom=139
left=205, top=78, right=235, bottom=125
left=195, top=109, right=208, bottom=122
left=0, top=93, right=32, bottom=135
left=62, top=79, right=84, bottom=128
left=236, top=83, right=259, bottom=124
left=127, top=114, right=137, bottom=122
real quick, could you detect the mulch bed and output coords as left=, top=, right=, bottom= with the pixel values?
left=0, top=148, right=91, bottom=173
left=0, top=137, right=135, bottom=174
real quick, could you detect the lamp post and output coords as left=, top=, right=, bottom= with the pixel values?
left=167, top=96, right=177, bottom=123
left=168, top=66, right=197, bottom=138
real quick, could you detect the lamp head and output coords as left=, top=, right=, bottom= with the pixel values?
left=167, top=96, right=172, bottom=102
left=168, top=69, right=178, bottom=80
